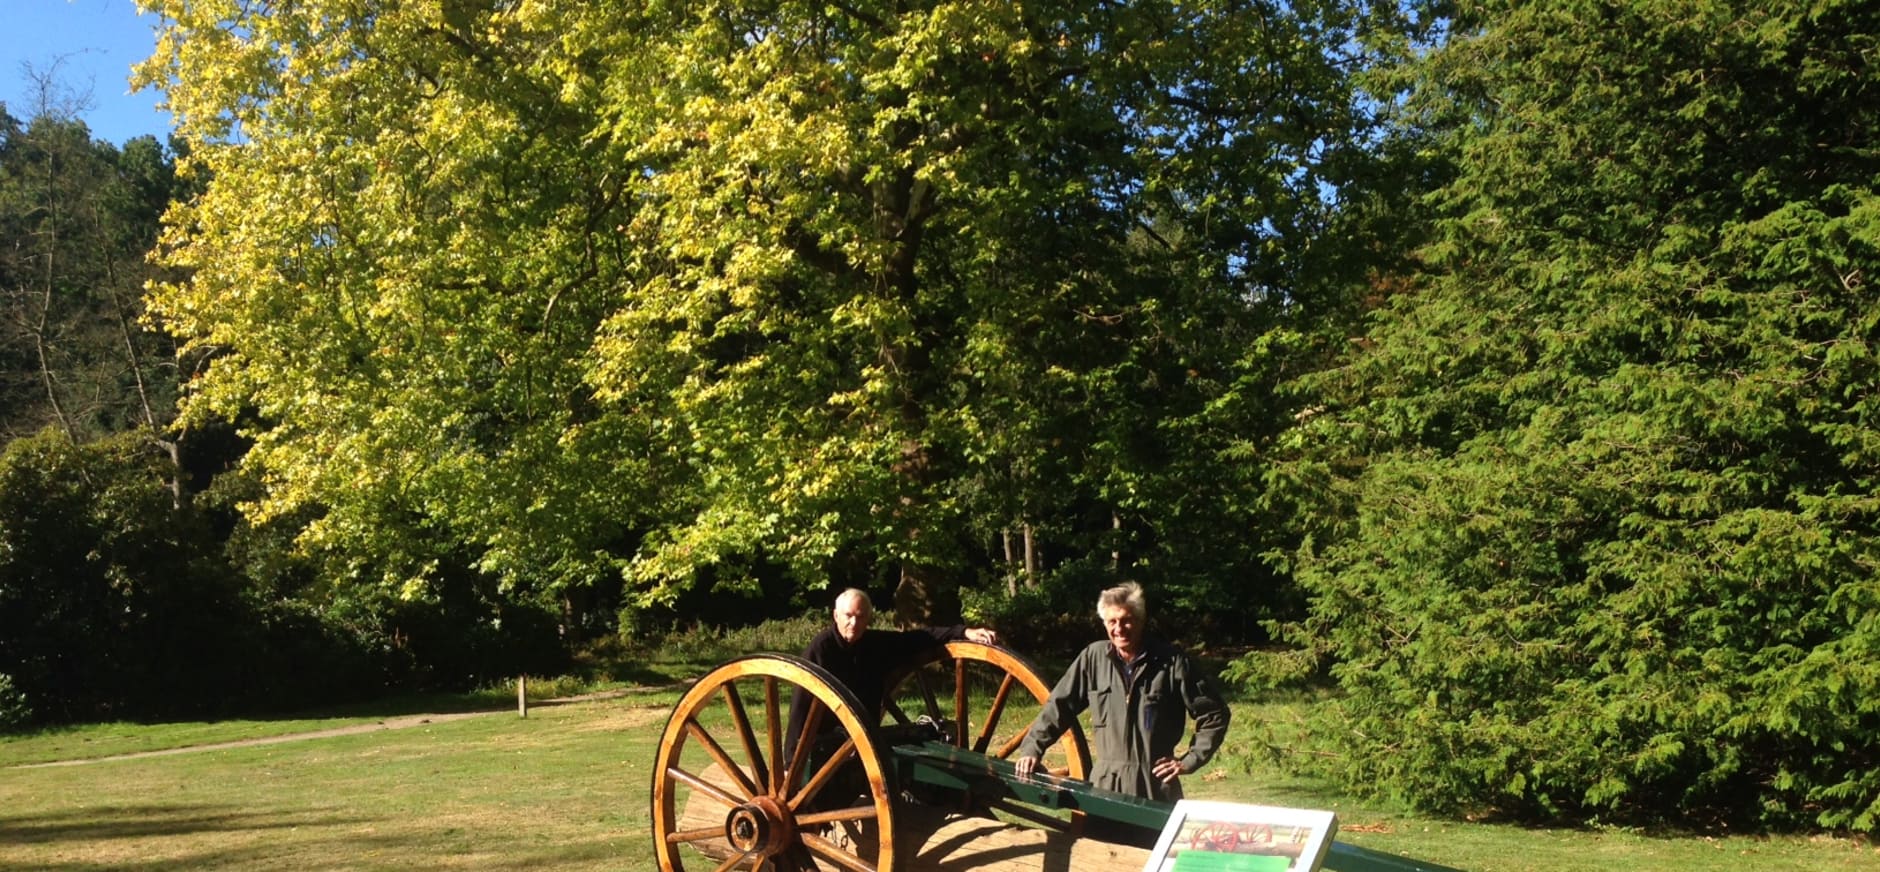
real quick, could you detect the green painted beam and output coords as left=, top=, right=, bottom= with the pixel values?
left=890, top=741, right=1464, bottom=872
left=893, top=740, right=1174, bottom=830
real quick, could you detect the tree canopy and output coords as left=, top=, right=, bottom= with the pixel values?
left=0, top=105, right=181, bottom=453
left=137, top=0, right=1413, bottom=625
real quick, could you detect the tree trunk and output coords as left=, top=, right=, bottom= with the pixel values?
left=893, top=560, right=959, bottom=627
left=1024, top=522, right=1038, bottom=589
left=1003, top=528, right=1018, bottom=597
left=1111, top=511, right=1122, bottom=570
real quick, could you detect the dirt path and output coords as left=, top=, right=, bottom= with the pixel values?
left=12, top=689, right=644, bottom=769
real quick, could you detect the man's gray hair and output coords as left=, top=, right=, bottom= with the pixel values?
left=1097, top=581, right=1146, bottom=620
left=836, top=588, right=874, bottom=614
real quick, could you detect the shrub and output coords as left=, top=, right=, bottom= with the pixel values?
left=0, top=429, right=223, bottom=721
left=1252, top=450, right=1880, bottom=832
left=0, top=674, right=30, bottom=731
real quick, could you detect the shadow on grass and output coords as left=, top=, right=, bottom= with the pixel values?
left=196, top=679, right=685, bottom=725
left=0, top=803, right=623, bottom=871
left=0, top=803, right=373, bottom=846
left=1324, top=837, right=1469, bottom=872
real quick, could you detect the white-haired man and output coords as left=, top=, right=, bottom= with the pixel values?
left=1013, top=581, right=1230, bottom=846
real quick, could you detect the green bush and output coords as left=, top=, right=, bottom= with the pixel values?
left=1252, top=448, right=1880, bottom=832
left=0, top=673, right=29, bottom=731
left=961, top=572, right=1107, bottom=665
left=0, top=429, right=568, bottom=723
left=0, top=429, right=227, bottom=721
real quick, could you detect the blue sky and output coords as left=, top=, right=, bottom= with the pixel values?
left=1, top=0, right=173, bottom=145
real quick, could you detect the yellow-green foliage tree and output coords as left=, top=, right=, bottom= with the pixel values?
left=142, top=2, right=662, bottom=616
left=139, top=1, right=1414, bottom=623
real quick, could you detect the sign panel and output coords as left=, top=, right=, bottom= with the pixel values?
left=1141, top=800, right=1338, bottom=872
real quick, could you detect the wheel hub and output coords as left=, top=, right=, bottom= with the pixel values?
left=724, top=795, right=795, bottom=858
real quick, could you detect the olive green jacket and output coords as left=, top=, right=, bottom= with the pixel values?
left=1016, top=637, right=1230, bottom=801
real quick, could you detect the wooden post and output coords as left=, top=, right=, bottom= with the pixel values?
left=517, top=675, right=527, bottom=718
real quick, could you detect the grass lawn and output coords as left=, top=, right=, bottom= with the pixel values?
left=2, top=687, right=1873, bottom=871
left=0, top=689, right=679, bottom=870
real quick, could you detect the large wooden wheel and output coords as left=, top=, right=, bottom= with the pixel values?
left=653, top=654, right=897, bottom=872
left=882, top=641, right=1091, bottom=831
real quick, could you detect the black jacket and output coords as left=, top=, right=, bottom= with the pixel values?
left=785, top=624, right=967, bottom=755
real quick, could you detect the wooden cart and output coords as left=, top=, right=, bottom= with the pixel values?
left=650, top=642, right=1457, bottom=872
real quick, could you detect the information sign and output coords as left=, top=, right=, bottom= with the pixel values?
left=1140, top=800, right=1337, bottom=872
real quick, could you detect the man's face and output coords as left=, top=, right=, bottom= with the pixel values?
left=834, top=596, right=872, bottom=644
left=1100, top=604, right=1144, bottom=659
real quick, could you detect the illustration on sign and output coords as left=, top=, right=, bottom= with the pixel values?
left=1141, top=800, right=1338, bottom=872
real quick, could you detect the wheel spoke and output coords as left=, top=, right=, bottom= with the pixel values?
left=684, top=718, right=758, bottom=799
left=789, top=737, right=857, bottom=812
left=953, top=658, right=969, bottom=749
left=665, top=824, right=729, bottom=845
left=973, top=674, right=1018, bottom=755
left=667, top=763, right=744, bottom=810
left=803, top=831, right=878, bottom=872
left=914, top=670, right=941, bottom=722
left=994, top=729, right=1026, bottom=760
left=782, top=698, right=826, bottom=789
left=881, top=695, right=913, bottom=727
left=764, top=676, right=783, bottom=795
left=795, top=803, right=879, bottom=827
left=721, top=682, right=769, bottom=794
left=669, top=819, right=733, bottom=849
left=783, top=841, right=821, bottom=872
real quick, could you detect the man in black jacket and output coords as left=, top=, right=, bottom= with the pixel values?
left=784, top=588, right=998, bottom=803
left=800, top=588, right=998, bottom=715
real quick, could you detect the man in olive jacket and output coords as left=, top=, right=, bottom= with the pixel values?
left=1013, top=581, right=1230, bottom=844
